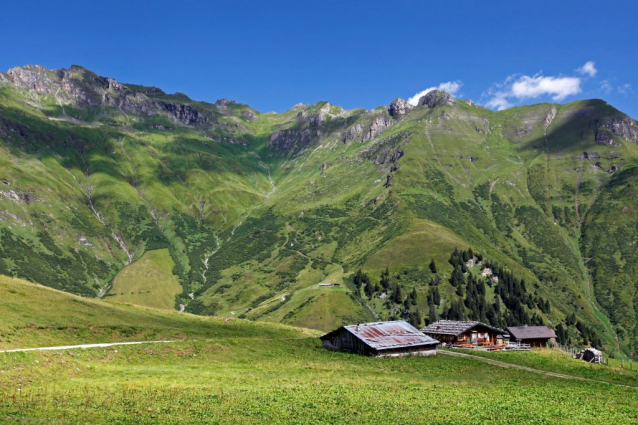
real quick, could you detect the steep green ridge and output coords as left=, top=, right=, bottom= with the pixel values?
left=0, top=65, right=637, bottom=356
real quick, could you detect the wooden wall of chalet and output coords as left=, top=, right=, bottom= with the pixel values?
left=321, top=328, right=373, bottom=355
left=517, top=338, right=553, bottom=348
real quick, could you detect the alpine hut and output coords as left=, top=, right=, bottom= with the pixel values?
left=320, top=320, right=439, bottom=357
left=421, top=320, right=508, bottom=348
left=506, top=326, right=556, bottom=348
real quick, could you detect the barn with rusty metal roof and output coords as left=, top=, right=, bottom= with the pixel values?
left=320, top=320, right=439, bottom=357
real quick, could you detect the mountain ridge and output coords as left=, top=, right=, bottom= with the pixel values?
left=0, top=64, right=637, bottom=357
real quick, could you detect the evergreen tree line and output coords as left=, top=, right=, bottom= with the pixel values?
left=444, top=247, right=550, bottom=330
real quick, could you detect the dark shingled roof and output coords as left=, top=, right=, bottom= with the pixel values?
left=321, top=320, right=439, bottom=351
left=421, top=320, right=507, bottom=336
left=507, top=326, right=557, bottom=340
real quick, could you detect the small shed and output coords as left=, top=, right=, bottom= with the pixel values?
left=575, top=347, right=603, bottom=363
left=421, top=320, right=507, bottom=347
left=320, top=320, right=439, bottom=357
left=507, top=326, right=556, bottom=348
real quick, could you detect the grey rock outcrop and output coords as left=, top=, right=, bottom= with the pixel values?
left=364, top=116, right=392, bottom=142
left=418, top=90, right=454, bottom=108
left=163, top=102, right=210, bottom=126
left=342, top=123, right=363, bottom=143
left=4, top=65, right=217, bottom=127
left=269, top=128, right=313, bottom=150
left=388, top=98, right=412, bottom=120
left=594, top=130, right=618, bottom=146
left=243, top=111, right=258, bottom=122
left=593, top=117, right=638, bottom=145
left=544, top=107, right=557, bottom=129
left=383, top=174, right=393, bottom=188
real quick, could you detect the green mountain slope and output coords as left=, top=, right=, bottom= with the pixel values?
left=0, top=65, right=637, bottom=356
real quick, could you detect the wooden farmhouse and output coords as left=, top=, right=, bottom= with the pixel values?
left=507, top=326, right=556, bottom=348
left=421, top=320, right=508, bottom=348
left=320, top=320, right=439, bottom=357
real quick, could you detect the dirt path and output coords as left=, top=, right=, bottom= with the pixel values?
left=0, top=340, right=176, bottom=354
left=439, top=350, right=636, bottom=389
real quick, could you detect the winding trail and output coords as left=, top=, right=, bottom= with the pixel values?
left=0, top=340, right=176, bottom=354
left=439, top=350, right=636, bottom=389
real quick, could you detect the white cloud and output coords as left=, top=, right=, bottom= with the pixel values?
left=618, top=83, right=633, bottom=95
left=484, top=73, right=582, bottom=110
left=407, top=81, right=462, bottom=106
left=577, top=61, right=597, bottom=77
left=511, top=75, right=581, bottom=100
left=600, top=80, right=613, bottom=94
left=485, top=94, right=512, bottom=111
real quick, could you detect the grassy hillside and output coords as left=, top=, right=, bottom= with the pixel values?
left=0, top=275, right=305, bottom=350
left=0, top=276, right=637, bottom=423
left=1, top=65, right=637, bottom=356
left=108, top=249, right=182, bottom=309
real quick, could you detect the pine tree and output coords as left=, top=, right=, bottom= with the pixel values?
left=410, top=287, right=418, bottom=305
left=380, top=267, right=390, bottom=289
left=392, top=283, right=403, bottom=304
left=412, top=308, right=423, bottom=328
left=556, top=323, right=567, bottom=344
left=449, top=247, right=460, bottom=267
left=429, top=259, right=437, bottom=274
left=449, top=266, right=463, bottom=287
left=567, top=313, right=576, bottom=326
left=432, top=286, right=441, bottom=306
left=462, top=249, right=470, bottom=263
left=364, top=281, right=374, bottom=298
left=428, top=302, right=437, bottom=324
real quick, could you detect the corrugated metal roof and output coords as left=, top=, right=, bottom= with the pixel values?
left=421, top=320, right=506, bottom=336
left=340, top=320, right=439, bottom=351
left=507, top=326, right=556, bottom=340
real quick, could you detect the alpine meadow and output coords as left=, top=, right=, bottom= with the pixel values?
left=1, top=62, right=638, bottom=423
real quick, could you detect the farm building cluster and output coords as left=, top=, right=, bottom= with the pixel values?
left=321, top=320, right=559, bottom=356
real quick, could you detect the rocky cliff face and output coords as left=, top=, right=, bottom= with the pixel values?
left=388, top=98, right=412, bottom=119
left=269, top=128, right=315, bottom=150
left=364, top=116, right=393, bottom=141
left=3, top=65, right=218, bottom=127
left=593, top=117, right=638, bottom=145
left=418, top=90, right=454, bottom=108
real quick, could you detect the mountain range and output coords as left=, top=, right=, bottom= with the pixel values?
left=0, top=64, right=636, bottom=356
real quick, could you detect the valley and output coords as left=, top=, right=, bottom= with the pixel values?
left=0, top=65, right=637, bottom=358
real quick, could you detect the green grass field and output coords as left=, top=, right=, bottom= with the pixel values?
left=108, top=249, right=182, bottom=310
left=447, top=348, right=638, bottom=387
left=1, top=276, right=638, bottom=423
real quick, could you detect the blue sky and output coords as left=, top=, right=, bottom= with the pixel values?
left=1, top=1, right=636, bottom=116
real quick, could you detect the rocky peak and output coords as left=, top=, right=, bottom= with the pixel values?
left=388, top=98, right=412, bottom=119
left=592, top=115, right=638, bottom=145
left=418, top=90, right=454, bottom=108
left=7, top=65, right=59, bottom=94
left=3, top=64, right=218, bottom=128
